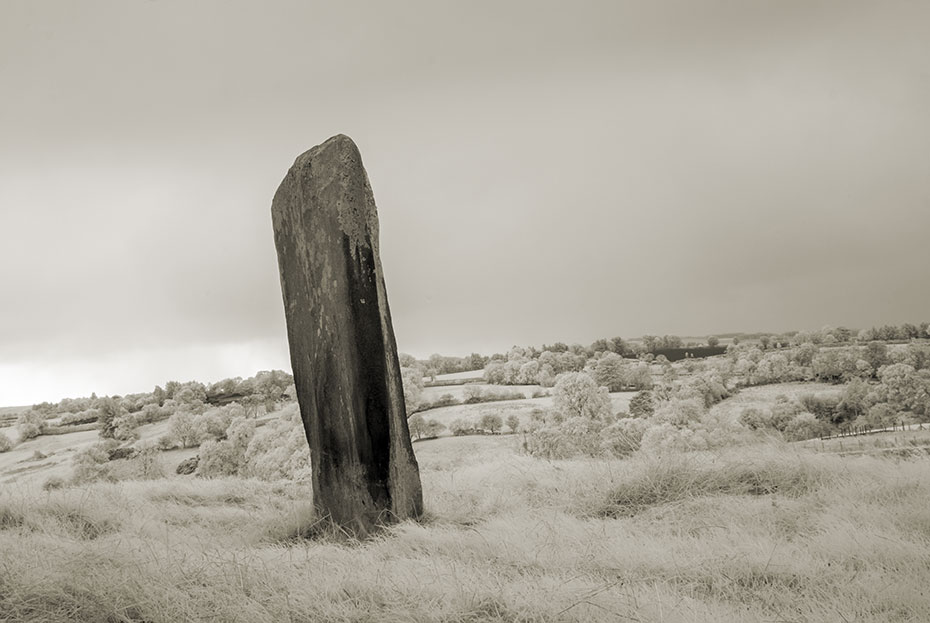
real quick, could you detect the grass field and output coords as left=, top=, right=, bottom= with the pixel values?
left=2, top=434, right=929, bottom=622
left=0, top=419, right=176, bottom=486
left=420, top=383, right=543, bottom=403
left=428, top=370, right=486, bottom=383
left=417, top=391, right=636, bottom=434
left=708, top=382, right=845, bottom=424
left=0, top=405, right=28, bottom=429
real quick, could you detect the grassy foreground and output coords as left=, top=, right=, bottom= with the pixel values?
left=1, top=436, right=929, bottom=622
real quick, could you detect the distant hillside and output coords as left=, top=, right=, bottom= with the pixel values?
left=0, top=406, right=28, bottom=428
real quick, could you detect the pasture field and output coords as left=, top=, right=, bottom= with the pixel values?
left=0, top=405, right=28, bottom=429
left=420, top=383, right=544, bottom=403
left=708, top=382, right=844, bottom=424
left=2, top=435, right=929, bottom=622
left=428, top=370, right=485, bottom=383
left=416, top=391, right=636, bottom=434
left=0, top=419, right=175, bottom=486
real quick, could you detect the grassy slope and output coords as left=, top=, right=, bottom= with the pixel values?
left=0, top=405, right=28, bottom=429
left=429, top=370, right=486, bottom=382
left=802, top=427, right=930, bottom=457
left=2, top=436, right=929, bottom=622
left=0, top=419, right=176, bottom=486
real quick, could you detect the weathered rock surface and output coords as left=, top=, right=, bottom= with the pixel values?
left=107, top=446, right=137, bottom=461
left=271, top=134, right=422, bottom=534
left=176, top=455, right=199, bottom=475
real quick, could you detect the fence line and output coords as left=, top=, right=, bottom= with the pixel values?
left=821, top=421, right=924, bottom=441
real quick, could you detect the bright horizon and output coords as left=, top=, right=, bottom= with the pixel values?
left=2, top=0, right=929, bottom=406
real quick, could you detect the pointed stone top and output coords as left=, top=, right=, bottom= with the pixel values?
left=275, top=134, right=378, bottom=260
left=293, top=133, right=359, bottom=169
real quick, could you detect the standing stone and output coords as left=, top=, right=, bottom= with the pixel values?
left=271, top=134, right=423, bottom=534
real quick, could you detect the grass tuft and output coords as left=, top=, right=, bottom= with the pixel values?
left=599, top=446, right=839, bottom=516
left=52, top=509, right=119, bottom=540
left=0, top=504, right=25, bottom=530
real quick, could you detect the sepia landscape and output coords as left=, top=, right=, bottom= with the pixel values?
left=3, top=1, right=930, bottom=622
left=4, top=328, right=930, bottom=621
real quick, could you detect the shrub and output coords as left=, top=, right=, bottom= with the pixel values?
left=640, top=398, right=747, bottom=453
left=739, top=398, right=799, bottom=433
left=131, top=442, right=166, bottom=479
left=523, top=411, right=648, bottom=459
left=105, top=442, right=165, bottom=481
left=243, top=405, right=311, bottom=481
left=424, top=393, right=457, bottom=409
left=516, top=360, right=540, bottom=385
left=524, top=372, right=745, bottom=459
left=739, top=407, right=769, bottom=431
left=195, top=410, right=229, bottom=442
left=593, top=353, right=626, bottom=391
left=112, top=414, right=140, bottom=442
left=60, top=409, right=100, bottom=426
left=485, top=388, right=524, bottom=402
left=16, top=410, right=46, bottom=440
left=449, top=418, right=476, bottom=436
left=407, top=414, right=426, bottom=440
left=856, top=403, right=899, bottom=431
left=650, top=397, right=705, bottom=428
left=198, top=440, right=242, bottom=477
left=876, top=363, right=930, bottom=418
left=535, top=365, right=557, bottom=387
left=552, top=372, right=612, bottom=421
left=629, top=390, right=655, bottom=418
left=0, top=432, right=12, bottom=452
left=836, top=377, right=871, bottom=421
left=783, top=412, right=829, bottom=441
left=524, top=416, right=607, bottom=459
left=799, top=392, right=842, bottom=424
left=408, top=414, right=445, bottom=440
left=169, top=409, right=202, bottom=448
left=679, top=372, right=730, bottom=408
left=479, top=414, right=503, bottom=434
left=198, top=418, right=257, bottom=478
left=811, top=348, right=861, bottom=383
left=156, top=434, right=178, bottom=451
left=599, top=417, right=648, bottom=457
left=401, top=365, right=424, bottom=414
left=136, top=403, right=165, bottom=425
left=506, top=414, right=520, bottom=433
left=71, top=440, right=119, bottom=484
left=95, top=397, right=126, bottom=439
left=423, top=419, right=446, bottom=438
left=462, top=386, right=524, bottom=405
left=463, top=385, right=484, bottom=404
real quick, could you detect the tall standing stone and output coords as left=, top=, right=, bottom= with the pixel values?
left=271, top=134, right=423, bottom=534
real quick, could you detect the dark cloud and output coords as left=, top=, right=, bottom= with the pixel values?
left=1, top=0, right=928, bottom=403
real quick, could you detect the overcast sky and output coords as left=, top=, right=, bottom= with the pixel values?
left=1, top=1, right=928, bottom=405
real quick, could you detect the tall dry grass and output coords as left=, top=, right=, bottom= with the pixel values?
left=1, top=437, right=929, bottom=622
